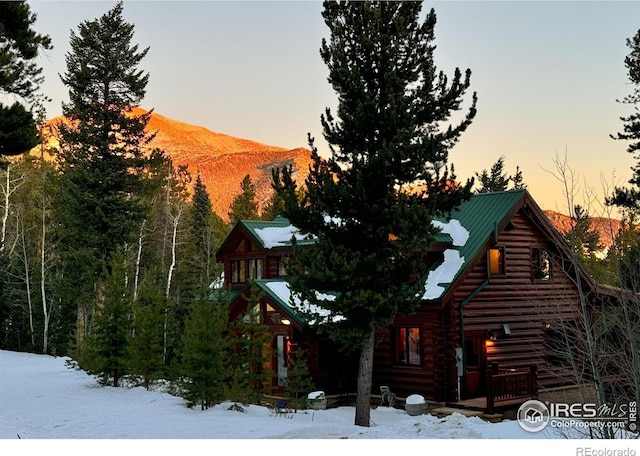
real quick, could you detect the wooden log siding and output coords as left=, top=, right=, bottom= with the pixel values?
left=372, top=309, right=441, bottom=400
left=452, top=211, right=583, bottom=394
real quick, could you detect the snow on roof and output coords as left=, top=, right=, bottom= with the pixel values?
left=422, top=249, right=465, bottom=300
left=422, top=218, right=469, bottom=300
left=432, top=219, right=469, bottom=247
left=253, top=225, right=314, bottom=249
left=263, top=280, right=343, bottom=324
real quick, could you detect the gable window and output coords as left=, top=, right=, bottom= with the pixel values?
left=488, top=247, right=505, bottom=276
left=532, top=247, right=552, bottom=281
left=395, top=327, right=421, bottom=366
left=230, top=258, right=264, bottom=283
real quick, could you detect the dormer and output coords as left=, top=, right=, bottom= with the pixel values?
left=216, top=216, right=307, bottom=289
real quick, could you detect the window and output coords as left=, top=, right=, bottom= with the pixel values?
left=532, top=248, right=552, bottom=281
left=230, top=258, right=264, bottom=283
left=276, top=255, right=290, bottom=277
left=395, top=327, right=421, bottom=366
left=488, top=247, right=505, bottom=276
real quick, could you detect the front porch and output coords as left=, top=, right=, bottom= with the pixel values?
left=448, top=363, right=538, bottom=416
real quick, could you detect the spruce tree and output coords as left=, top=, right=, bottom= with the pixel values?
left=128, top=285, right=164, bottom=389
left=474, top=156, right=525, bottom=193
left=184, top=173, right=226, bottom=290
left=232, top=282, right=274, bottom=404
left=610, top=28, right=640, bottom=211
left=284, top=348, right=315, bottom=411
left=0, top=2, right=52, bottom=157
left=273, top=1, right=476, bottom=426
left=180, top=288, right=230, bottom=410
left=54, top=2, right=155, bottom=348
left=85, top=248, right=132, bottom=387
left=228, top=174, right=259, bottom=225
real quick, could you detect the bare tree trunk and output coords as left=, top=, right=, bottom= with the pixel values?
left=40, top=191, right=50, bottom=354
left=163, top=206, right=182, bottom=363
left=18, top=214, right=35, bottom=348
left=354, top=324, right=375, bottom=427
left=133, top=219, right=146, bottom=303
left=0, top=164, right=25, bottom=252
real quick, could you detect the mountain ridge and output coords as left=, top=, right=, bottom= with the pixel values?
left=39, top=108, right=622, bottom=243
left=42, top=108, right=313, bottom=221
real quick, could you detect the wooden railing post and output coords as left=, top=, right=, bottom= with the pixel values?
left=486, top=367, right=495, bottom=414
left=529, top=365, right=538, bottom=398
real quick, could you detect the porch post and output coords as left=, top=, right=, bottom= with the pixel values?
left=485, top=367, right=495, bottom=414
left=529, top=365, right=538, bottom=398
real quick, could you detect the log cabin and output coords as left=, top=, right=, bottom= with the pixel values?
left=215, top=189, right=601, bottom=411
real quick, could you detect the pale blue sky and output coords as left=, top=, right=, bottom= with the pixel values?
left=28, top=1, right=640, bottom=216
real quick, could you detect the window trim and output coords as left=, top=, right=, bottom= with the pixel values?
left=229, top=257, right=264, bottom=284
left=488, top=246, right=506, bottom=277
left=531, top=247, right=553, bottom=282
left=394, top=326, right=421, bottom=367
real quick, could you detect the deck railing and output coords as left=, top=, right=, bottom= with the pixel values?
left=485, top=363, right=537, bottom=414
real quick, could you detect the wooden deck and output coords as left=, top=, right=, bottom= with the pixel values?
left=448, top=396, right=529, bottom=412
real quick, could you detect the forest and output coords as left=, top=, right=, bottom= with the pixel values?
left=1, top=1, right=640, bottom=428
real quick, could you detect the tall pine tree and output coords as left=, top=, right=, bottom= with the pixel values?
left=228, top=174, right=259, bottom=225
left=54, top=2, right=155, bottom=350
left=84, top=248, right=132, bottom=387
left=474, top=155, right=525, bottom=193
left=610, top=27, right=640, bottom=212
left=0, top=2, right=52, bottom=157
left=180, top=288, right=230, bottom=410
left=273, top=1, right=476, bottom=426
left=184, top=173, right=226, bottom=290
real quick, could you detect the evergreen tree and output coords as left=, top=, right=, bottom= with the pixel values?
left=0, top=103, right=40, bottom=157
left=0, top=2, right=52, bottom=157
left=184, top=173, right=226, bottom=290
left=85, top=248, right=133, bottom=387
left=180, top=288, right=230, bottom=410
left=232, top=282, right=274, bottom=404
left=475, top=155, right=525, bottom=193
left=228, top=174, right=259, bottom=225
left=54, top=2, right=155, bottom=348
left=284, top=348, right=315, bottom=411
left=511, top=165, right=526, bottom=190
left=610, top=28, right=640, bottom=211
left=127, top=285, right=164, bottom=389
left=273, top=1, right=476, bottom=427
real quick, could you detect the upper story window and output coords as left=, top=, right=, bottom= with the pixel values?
left=276, top=255, right=290, bottom=277
left=488, top=247, right=505, bottom=276
left=532, top=247, right=552, bottom=281
left=394, top=327, right=421, bottom=366
left=230, top=258, right=264, bottom=284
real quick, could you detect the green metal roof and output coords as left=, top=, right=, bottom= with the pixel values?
left=253, top=279, right=307, bottom=326
left=427, top=189, right=526, bottom=299
left=240, top=217, right=316, bottom=249
left=224, top=190, right=527, bottom=306
left=233, top=279, right=337, bottom=327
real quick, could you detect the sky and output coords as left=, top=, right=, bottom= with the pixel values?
left=25, top=0, right=640, bottom=217
left=0, top=348, right=636, bottom=453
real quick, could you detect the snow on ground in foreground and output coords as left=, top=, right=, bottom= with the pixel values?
left=0, top=350, right=638, bottom=455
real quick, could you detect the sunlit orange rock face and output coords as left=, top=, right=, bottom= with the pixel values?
left=544, top=210, right=620, bottom=252
left=43, top=107, right=313, bottom=221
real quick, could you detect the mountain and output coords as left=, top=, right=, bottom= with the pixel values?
left=544, top=210, right=621, bottom=252
left=42, top=108, right=313, bottom=221
left=39, top=109, right=624, bottom=242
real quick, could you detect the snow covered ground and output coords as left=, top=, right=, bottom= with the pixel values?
left=1, top=350, right=638, bottom=455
